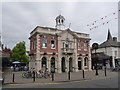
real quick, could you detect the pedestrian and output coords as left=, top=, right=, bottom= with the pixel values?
left=32, top=68, right=35, bottom=78
left=10, top=66, right=14, bottom=71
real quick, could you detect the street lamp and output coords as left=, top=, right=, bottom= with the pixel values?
left=92, top=43, right=99, bottom=76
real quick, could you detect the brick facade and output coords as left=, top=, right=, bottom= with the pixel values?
left=29, top=26, right=91, bottom=73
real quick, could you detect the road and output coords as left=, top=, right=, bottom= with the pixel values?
left=2, top=75, right=118, bottom=88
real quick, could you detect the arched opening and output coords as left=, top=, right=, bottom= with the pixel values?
left=51, top=57, right=55, bottom=72
left=41, top=57, right=47, bottom=68
left=84, top=57, right=88, bottom=66
left=69, top=57, right=73, bottom=72
left=78, top=57, right=82, bottom=70
left=61, top=57, right=65, bottom=72
left=84, top=57, right=88, bottom=69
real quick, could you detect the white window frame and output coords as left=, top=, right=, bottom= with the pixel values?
left=114, top=51, right=117, bottom=57
left=70, top=42, right=72, bottom=49
left=42, top=39, right=47, bottom=48
left=51, top=40, right=56, bottom=49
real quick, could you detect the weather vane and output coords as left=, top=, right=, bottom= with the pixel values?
left=59, top=10, right=61, bottom=15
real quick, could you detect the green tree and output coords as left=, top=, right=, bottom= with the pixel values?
left=11, top=41, right=28, bottom=62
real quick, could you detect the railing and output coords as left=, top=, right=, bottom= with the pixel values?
left=61, top=48, right=74, bottom=54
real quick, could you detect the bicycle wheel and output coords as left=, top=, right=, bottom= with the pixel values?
left=22, top=73, right=26, bottom=78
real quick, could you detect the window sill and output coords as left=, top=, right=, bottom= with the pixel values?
left=42, top=47, right=47, bottom=48
left=51, top=48, right=56, bottom=49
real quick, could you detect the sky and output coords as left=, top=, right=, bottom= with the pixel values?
left=1, top=0, right=119, bottom=50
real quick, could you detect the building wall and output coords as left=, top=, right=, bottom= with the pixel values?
left=93, top=47, right=120, bottom=68
left=29, top=27, right=91, bottom=73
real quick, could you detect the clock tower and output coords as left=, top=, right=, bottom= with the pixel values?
left=55, top=14, right=65, bottom=30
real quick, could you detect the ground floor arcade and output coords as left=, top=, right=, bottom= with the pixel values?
left=29, top=55, right=91, bottom=73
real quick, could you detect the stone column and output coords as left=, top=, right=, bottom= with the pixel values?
left=74, top=56, right=78, bottom=72
left=88, top=53, right=92, bottom=70
left=66, top=57, right=69, bottom=72
left=57, top=57, right=62, bottom=73
left=88, top=59, right=92, bottom=70
left=88, top=42, right=92, bottom=70
left=48, top=60, right=51, bottom=72
left=36, top=34, right=41, bottom=71
left=112, top=56, right=115, bottom=68
left=47, top=59, right=49, bottom=70
left=55, top=59, right=57, bottom=72
left=36, top=59, right=40, bottom=70
left=74, top=38, right=78, bottom=72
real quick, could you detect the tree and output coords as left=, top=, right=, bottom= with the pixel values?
left=11, top=41, right=28, bottom=62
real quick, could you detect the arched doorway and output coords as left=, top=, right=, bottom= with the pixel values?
left=84, top=57, right=88, bottom=66
left=41, top=57, right=47, bottom=68
left=69, top=57, right=73, bottom=72
left=78, top=57, right=82, bottom=70
left=61, top=57, right=65, bottom=72
left=51, top=57, right=55, bottom=72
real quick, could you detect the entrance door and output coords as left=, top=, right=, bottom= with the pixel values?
left=61, top=57, right=65, bottom=72
left=69, top=57, right=73, bottom=72
left=78, top=57, right=82, bottom=70
left=78, top=61, right=81, bottom=70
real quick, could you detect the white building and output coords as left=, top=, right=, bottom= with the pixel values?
left=94, top=30, right=120, bottom=68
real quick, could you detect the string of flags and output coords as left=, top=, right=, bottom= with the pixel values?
left=87, top=10, right=119, bottom=30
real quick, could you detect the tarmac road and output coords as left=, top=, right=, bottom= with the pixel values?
left=2, top=75, right=118, bottom=88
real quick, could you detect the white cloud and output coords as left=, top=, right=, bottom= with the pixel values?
left=2, top=2, right=118, bottom=50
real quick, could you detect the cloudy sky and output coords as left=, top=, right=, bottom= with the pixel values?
left=2, top=1, right=119, bottom=50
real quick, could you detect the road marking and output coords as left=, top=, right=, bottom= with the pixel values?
left=8, top=82, right=62, bottom=85
left=6, top=79, right=90, bottom=85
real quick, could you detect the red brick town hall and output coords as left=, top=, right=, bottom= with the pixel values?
left=29, top=14, right=91, bottom=73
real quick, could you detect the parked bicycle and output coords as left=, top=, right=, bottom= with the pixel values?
left=22, top=69, right=52, bottom=79
left=22, top=71, right=33, bottom=78
left=36, top=70, right=51, bottom=79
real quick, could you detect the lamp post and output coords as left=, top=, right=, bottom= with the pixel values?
left=92, top=43, right=99, bottom=76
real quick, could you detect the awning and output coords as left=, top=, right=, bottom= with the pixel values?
left=12, top=61, right=21, bottom=64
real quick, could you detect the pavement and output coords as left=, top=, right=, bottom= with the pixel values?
left=2, top=69, right=118, bottom=85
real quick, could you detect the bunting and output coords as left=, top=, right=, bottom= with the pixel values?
left=87, top=10, right=119, bottom=30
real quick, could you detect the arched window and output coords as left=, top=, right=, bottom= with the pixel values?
left=42, top=57, right=47, bottom=67
left=42, top=39, right=47, bottom=48
left=51, top=40, right=55, bottom=49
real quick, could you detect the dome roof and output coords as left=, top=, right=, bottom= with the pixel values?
left=55, top=14, right=65, bottom=20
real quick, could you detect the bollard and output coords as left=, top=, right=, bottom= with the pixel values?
left=33, top=71, right=35, bottom=82
left=83, top=70, right=85, bottom=79
left=105, top=67, right=107, bottom=77
left=52, top=73, right=54, bottom=81
left=68, top=71, right=70, bottom=80
left=12, top=73, right=15, bottom=82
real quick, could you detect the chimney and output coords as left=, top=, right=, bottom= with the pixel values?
left=113, top=37, right=117, bottom=42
